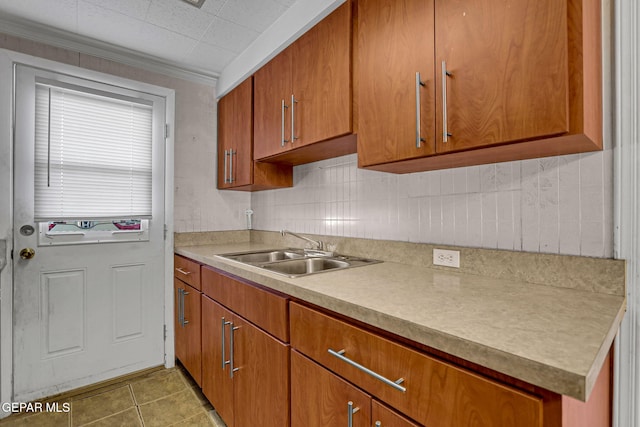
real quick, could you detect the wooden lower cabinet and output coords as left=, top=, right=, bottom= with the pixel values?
left=174, top=278, right=202, bottom=386
left=292, top=350, right=371, bottom=427
left=201, top=296, right=234, bottom=423
left=201, top=295, right=290, bottom=427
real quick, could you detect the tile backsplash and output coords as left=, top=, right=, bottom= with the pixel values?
left=251, top=151, right=613, bottom=258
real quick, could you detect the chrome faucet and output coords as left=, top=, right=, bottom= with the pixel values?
left=280, top=230, right=324, bottom=251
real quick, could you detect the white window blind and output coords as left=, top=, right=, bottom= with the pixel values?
left=34, top=83, right=153, bottom=221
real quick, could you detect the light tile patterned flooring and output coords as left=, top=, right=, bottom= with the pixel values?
left=0, top=366, right=226, bottom=426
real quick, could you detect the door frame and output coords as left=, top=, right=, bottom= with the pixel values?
left=0, top=49, right=175, bottom=409
left=613, top=0, right=640, bottom=425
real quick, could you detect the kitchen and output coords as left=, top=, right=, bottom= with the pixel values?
left=0, top=0, right=638, bottom=426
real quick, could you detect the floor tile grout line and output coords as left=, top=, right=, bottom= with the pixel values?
left=136, top=387, right=191, bottom=407
left=136, top=405, right=146, bottom=427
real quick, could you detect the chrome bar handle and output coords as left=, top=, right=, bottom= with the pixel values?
left=416, top=72, right=426, bottom=148
left=347, top=401, right=359, bottom=427
left=175, top=267, right=191, bottom=276
left=181, top=290, right=189, bottom=325
left=229, top=149, right=236, bottom=183
left=223, top=149, right=228, bottom=183
left=328, top=348, right=406, bottom=393
left=229, top=324, right=240, bottom=378
left=442, top=61, right=452, bottom=143
left=221, top=317, right=232, bottom=370
left=177, top=288, right=184, bottom=327
left=281, top=99, right=289, bottom=147
left=291, top=94, right=299, bottom=142
left=177, top=288, right=181, bottom=326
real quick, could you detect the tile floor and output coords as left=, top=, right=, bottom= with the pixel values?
left=0, top=365, right=226, bottom=426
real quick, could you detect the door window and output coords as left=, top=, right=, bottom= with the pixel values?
left=32, top=80, right=154, bottom=245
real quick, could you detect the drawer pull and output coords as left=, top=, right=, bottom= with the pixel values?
left=347, top=401, right=359, bottom=427
left=328, top=348, right=407, bottom=393
left=221, top=318, right=232, bottom=370
left=175, top=267, right=191, bottom=276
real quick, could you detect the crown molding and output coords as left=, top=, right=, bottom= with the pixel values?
left=0, top=15, right=218, bottom=87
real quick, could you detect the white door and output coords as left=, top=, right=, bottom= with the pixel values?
left=12, top=65, right=167, bottom=402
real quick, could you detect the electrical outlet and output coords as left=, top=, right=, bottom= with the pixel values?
left=433, top=249, right=460, bottom=268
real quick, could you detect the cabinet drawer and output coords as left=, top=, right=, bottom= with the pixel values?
left=174, top=255, right=201, bottom=290
left=290, top=302, right=543, bottom=427
left=202, top=266, right=289, bottom=342
left=202, top=265, right=234, bottom=308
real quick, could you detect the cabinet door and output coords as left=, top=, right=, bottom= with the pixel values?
left=358, top=0, right=436, bottom=167
left=435, top=0, right=568, bottom=153
left=174, top=280, right=187, bottom=369
left=201, top=296, right=234, bottom=426
left=218, top=78, right=253, bottom=188
left=292, top=0, right=352, bottom=149
left=291, top=350, right=371, bottom=427
left=234, top=317, right=290, bottom=427
left=372, top=401, right=420, bottom=427
left=175, top=280, right=201, bottom=386
left=254, top=46, right=293, bottom=160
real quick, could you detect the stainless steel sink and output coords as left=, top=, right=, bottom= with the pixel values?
left=260, top=257, right=350, bottom=276
left=221, top=249, right=305, bottom=264
left=216, top=248, right=381, bottom=278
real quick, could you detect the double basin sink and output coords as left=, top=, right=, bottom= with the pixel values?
left=217, top=248, right=381, bottom=278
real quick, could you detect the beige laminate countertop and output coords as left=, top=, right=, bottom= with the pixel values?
left=175, top=242, right=625, bottom=402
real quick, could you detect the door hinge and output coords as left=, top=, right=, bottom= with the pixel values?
left=164, top=224, right=168, bottom=241
left=164, top=123, right=170, bottom=139
left=164, top=324, right=167, bottom=341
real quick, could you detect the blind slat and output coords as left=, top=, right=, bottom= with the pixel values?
left=34, top=84, right=153, bottom=221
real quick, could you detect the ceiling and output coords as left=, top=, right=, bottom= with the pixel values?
left=0, top=0, right=297, bottom=82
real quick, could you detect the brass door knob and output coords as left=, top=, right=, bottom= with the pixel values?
left=19, top=248, right=35, bottom=260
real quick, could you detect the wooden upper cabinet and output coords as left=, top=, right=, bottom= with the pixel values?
left=218, top=77, right=292, bottom=191
left=253, top=47, right=293, bottom=161
left=291, top=0, right=353, bottom=150
left=253, top=0, right=357, bottom=165
left=358, top=0, right=602, bottom=173
left=218, top=77, right=252, bottom=188
left=357, top=0, right=436, bottom=166
left=435, top=0, right=569, bottom=153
